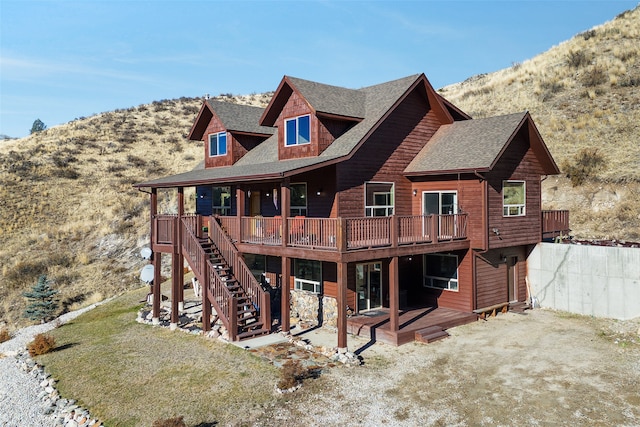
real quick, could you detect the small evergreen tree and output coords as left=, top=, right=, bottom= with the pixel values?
left=30, top=118, right=47, bottom=134
left=23, top=275, right=59, bottom=323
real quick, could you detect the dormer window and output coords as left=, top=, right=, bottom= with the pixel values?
left=285, top=115, right=310, bottom=146
left=208, top=132, right=227, bottom=157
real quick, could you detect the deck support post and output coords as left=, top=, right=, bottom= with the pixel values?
left=236, top=188, right=245, bottom=242
left=152, top=252, right=161, bottom=324
left=280, top=179, right=290, bottom=246
left=170, top=253, right=181, bottom=328
left=389, top=256, right=399, bottom=332
left=337, top=261, right=348, bottom=351
left=281, top=256, right=291, bottom=333
left=177, top=187, right=184, bottom=310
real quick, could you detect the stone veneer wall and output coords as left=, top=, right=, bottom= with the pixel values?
left=290, top=290, right=338, bottom=328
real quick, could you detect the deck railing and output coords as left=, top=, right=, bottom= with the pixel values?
left=542, top=210, right=570, bottom=239
left=154, top=214, right=178, bottom=245
left=158, top=213, right=469, bottom=252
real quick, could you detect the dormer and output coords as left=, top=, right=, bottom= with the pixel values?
left=260, top=76, right=364, bottom=161
left=188, top=100, right=274, bottom=168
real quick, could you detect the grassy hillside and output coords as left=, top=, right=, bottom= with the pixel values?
left=0, top=94, right=271, bottom=329
left=439, top=6, right=640, bottom=239
left=1, top=6, right=639, bottom=329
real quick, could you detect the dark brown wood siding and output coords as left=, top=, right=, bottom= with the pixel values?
left=276, top=91, right=317, bottom=160
left=487, top=129, right=545, bottom=249
left=421, top=249, right=473, bottom=312
left=474, top=246, right=528, bottom=309
left=202, top=113, right=233, bottom=168
left=318, top=117, right=354, bottom=155
left=336, top=89, right=442, bottom=217
left=233, top=134, right=264, bottom=165
left=409, top=175, right=484, bottom=248
left=289, top=166, right=337, bottom=218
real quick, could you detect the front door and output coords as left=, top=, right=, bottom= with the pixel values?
left=356, top=262, right=382, bottom=312
left=507, top=256, right=518, bottom=302
left=250, top=191, right=261, bottom=216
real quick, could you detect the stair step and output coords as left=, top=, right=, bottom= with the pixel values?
left=414, top=326, right=449, bottom=344
left=237, top=328, right=269, bottom=340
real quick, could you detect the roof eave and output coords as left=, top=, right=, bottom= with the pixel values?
left=404, top=167, right=490, bottom=177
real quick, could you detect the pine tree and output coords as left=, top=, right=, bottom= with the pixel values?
left=30, top=118, right=47, bottom=134
left=23, top=275, right=59, bottom=323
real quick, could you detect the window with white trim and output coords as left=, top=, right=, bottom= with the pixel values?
left=293, top=259, right=322, bottom=294
left=208, top=132, right=227, bottom=156
left=290, top=183, right=307, bottom=216
left=285, top=115, right=311, bottom=146
left=423, top=254, right=459, bottom=291
left=365, top=182, right=394, bottom=217
left=503, top=181, right=526, bottom=217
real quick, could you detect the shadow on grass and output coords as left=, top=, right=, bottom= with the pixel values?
left=52, top=342, right=78, bottom=352
left=193, top=423, right=218, bottom=427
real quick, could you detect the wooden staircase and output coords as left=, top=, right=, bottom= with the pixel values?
left=199, top=237, right=269, bottom=340
left=180, top=216, right=271, bottom=341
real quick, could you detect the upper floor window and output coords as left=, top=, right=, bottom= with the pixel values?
left=365, top=182, right=394, bottom=217
left=208, top=132, right=227, bottom=157
left=503, top=181, right=526, bottom=217
left=290, top=183, right=307, bottom=216
left=285, top=115, right=310, bottom=146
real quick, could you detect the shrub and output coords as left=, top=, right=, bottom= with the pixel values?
left=580, top=29, right=597, bottom=41
left=277, top=359, right=308, bottom=390
left=0, top=328, right=11, bottom=343
left=152, top=416, right=186, bottom=427
left=561, top=148, right=606, bottom=186
left=567, top=50, right=590, bottom=68
left=27, top=333, right=56, bottom=356
left=581, top=65, right=607, bottom=87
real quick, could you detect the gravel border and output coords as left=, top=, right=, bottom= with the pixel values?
left=0, top=300, right=111, bottom=427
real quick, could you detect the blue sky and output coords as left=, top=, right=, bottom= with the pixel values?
left=1, top=0, right=637, bottom=138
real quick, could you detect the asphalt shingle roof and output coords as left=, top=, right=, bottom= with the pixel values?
left=205, top=100, right=274, bottom=135
left=136, top=74, right=421, bottom=188
left=404, top=112, right=528, bottom=174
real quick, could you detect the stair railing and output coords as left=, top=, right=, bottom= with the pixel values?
left=209, top=216, right=271, bottom=332
left=181, top=218, right=235, bottom=336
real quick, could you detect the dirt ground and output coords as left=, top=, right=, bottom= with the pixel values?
left=257, top=309, right=640, bottom=426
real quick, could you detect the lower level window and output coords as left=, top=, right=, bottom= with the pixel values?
left=423, top=254, right=458, bottom=291
left=293, top=259, right=322, bottom=294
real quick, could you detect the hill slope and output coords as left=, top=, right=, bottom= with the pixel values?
left=439, top=6, right=640, bottom=239
left=1, top=7, right=639, bottom=328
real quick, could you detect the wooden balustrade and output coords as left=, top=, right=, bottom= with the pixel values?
left=159, top=213, right=469, bottom=253
left=154, top=214, right=177, bottom=245
left=542, top=210, right=570, bottom=239
left=209, top=217, right=270, bottom=331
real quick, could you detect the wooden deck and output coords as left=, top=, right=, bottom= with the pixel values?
left=347, top=307, right=478, bottom=346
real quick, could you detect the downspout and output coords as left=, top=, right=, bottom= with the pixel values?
left=473, top=170, right=489, bottom=312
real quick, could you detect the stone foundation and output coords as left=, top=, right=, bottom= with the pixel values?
left=290, top=290, right=338, bottom=328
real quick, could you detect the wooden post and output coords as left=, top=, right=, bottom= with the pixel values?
left=201, top=268, right=211, bottom=333
left=170, top=253, right=180, bottom=329
left=337, top=218, right=348, bottom=253
left=281, top=179, right=290, bottom=247
left=177, top=187, right=184, bottom=309
left=236, top=187, right=245, bottom=242
left=390, top=215, right=398, bottom=248
left=152, top=252, right=161, bottom=324
left=150, top=188, right=157, bottom=246
left=389, top=256, right=399, bottom=332
left=337, top=261, right=348, bottom=351
left=281, top=256, right=291, bottom=333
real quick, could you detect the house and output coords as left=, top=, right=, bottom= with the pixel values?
left=134, top=73, right=567, bottom=348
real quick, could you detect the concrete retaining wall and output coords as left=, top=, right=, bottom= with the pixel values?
left=528, top=242, right=640, bottom=320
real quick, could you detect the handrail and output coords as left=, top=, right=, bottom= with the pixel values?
left=542, top=210, right=570, bottom=238
left=209, top=217, right=270, bottom=334
left=180, top=218, right=234, bottom=335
